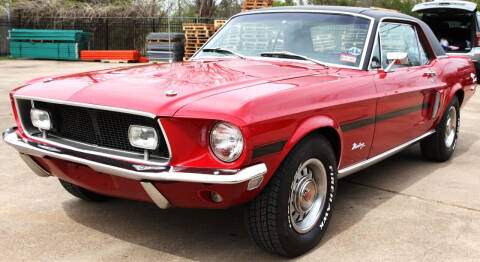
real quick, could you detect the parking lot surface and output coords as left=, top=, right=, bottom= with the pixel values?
left=0, top=59, right=479, bottom=261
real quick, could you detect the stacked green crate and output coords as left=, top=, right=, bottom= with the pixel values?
left=8, top=29, right=92, bottom=60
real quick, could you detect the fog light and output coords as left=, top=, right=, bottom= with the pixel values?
left=210, top=191, right=223, bottom=203
left=128, top=125, right=158, bottom=150
left=30, top=108, right=52, bottom=130
left=247, top=175, right=263, bottom=191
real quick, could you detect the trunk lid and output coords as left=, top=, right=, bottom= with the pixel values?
left=412, top=1, right=477, bottom=13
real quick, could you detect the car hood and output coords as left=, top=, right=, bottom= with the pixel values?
left=14, top=59, right=328, bottom=116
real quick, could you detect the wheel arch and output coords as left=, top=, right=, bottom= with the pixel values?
left=448, top=83, right=465, bottom=107
left=281, top=116, right=342, bottom=167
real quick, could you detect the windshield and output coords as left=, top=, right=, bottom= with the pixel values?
left=194, top=12, right=372, bottom=68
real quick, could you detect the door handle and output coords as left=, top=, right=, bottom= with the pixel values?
left=423, top=71, right=436, bottom=77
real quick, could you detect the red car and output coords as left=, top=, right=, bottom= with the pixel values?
left=3, top=6, right=476, bottom=257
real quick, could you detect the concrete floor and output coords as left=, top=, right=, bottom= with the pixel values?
left=0, top=60, right=479, bottom=261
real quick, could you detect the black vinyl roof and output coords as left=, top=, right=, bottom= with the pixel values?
left=243, top=6, right=416, bottom=20
left=242, top=6, right=446, bottom=60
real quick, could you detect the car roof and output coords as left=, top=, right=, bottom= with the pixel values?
left=241, top=6, right=420, bottom=21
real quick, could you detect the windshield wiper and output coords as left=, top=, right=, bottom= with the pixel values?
left=260, top=51, right=328, bottom=68
left=202, top=48, right=246, bottom=59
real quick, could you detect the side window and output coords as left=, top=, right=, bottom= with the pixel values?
left=380, top=23, right=422, bottom=68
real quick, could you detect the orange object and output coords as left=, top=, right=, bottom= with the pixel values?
left=80, top=50, right=141, bottom=61
left=139, top=57, right=149, bottom=63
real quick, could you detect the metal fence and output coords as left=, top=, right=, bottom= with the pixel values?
left=0, top=16, right=221, bottom=56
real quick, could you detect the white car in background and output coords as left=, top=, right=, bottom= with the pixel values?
left=413, top=0, right=480, bottom=78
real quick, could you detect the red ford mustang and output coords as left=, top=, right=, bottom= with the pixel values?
left=3, top=6, right=477, bottom=257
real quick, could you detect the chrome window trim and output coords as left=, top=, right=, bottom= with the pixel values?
left=368, top=16, right=440, bottom=70
left=379, top=22, right=421, bottom=68
left=13, top=96, right=172, bottom=166
left=191, top=10, right=375, bottom=71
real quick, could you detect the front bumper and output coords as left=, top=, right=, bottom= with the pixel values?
left=3, top=128, right=267, bottom=208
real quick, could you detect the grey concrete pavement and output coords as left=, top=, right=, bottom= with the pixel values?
left=0, top=60, right=479, bottom=261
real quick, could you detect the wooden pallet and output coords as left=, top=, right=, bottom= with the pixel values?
left=242, top=0, right=272, bottom=11
left=100, top=59, right=133, bottom=63
left=185, top=38, right=209, bottom=44
left=214, top=20, right=227, bottom=32
left=185, top=31, right=213, bottom=38
left=182, top=23, right=215, bottom=31
left=182, top=23, right=215, bottom=59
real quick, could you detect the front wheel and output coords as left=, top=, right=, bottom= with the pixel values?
left=245, top=135, right=337, bottom=257
left=421, top=96, right=460, bottom=162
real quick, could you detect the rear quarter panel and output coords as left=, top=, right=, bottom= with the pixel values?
left=435, top=56, right=476, bottom=115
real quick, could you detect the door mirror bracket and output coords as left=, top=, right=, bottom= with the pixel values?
left=384, top=52, right=408, bottom=73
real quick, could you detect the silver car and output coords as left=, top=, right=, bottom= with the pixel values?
left=413, top=0, right=480, bottom=76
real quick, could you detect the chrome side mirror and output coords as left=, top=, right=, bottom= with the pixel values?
left=385, top=52, right=408, bottom=73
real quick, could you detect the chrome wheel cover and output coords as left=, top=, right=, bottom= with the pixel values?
left=444, top=106, right=457, bottom=148
left=289, top=158, right=327, bottom=234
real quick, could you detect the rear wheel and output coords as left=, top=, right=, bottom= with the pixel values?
left=245, top=135, right=337, bottom=257
left=59, top=179, right=111, bottom=202
left=421, top=96, right=460, bottom=162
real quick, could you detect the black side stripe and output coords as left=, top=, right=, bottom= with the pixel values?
left=252, top=140, right=287, bottom=159
left=341, top=102, right=430, bottom=132
left=341, top=117, right=375, bottom=132
left=252, top=102, right=429, bottom=158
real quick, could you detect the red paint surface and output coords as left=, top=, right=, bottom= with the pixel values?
left=10, top=54, right=476, bottom=208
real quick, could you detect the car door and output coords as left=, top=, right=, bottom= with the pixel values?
left=369, top=21, right=443, bottom=156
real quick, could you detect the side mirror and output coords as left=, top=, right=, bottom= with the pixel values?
left=384, top=52, right=408, bottom=72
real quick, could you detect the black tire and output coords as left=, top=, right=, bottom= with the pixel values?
left=420, top=96, right=460, bottom=162
left=245, top=135, right=337, bottom=257
left=59, top=179, right=111, bottom=202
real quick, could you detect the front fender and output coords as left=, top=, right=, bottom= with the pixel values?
left=279, top=115, right=342, bottom=167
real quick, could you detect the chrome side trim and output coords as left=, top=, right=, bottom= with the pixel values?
left=3, top=128, right=268, bottom=184
left=19, top=153, right=51, bottom=177
left=338, top=130, right=435, bottom=178
left=140, top=182, right=171, bottom=209
left=13, top=97, right=171, bottom=166
left=432, top=92, right=441, bottom=118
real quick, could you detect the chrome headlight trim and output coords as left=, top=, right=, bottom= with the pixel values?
left=209, top=121, right=244, bottom=163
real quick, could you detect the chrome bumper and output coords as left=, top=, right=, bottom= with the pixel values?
left=3, top=127, right=267, bottom=187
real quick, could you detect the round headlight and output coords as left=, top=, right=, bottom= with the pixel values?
left=210, top=121, right=244, bottom=162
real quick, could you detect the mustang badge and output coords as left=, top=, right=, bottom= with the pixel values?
left=352, top=142, right=366, bottom=151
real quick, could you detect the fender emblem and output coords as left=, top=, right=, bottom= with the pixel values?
left=471, top=73, right=477, bottom=83
left=352, top=142, right=366, bottom=151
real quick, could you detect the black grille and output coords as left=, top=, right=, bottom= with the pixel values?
left=27, top=101, right=168, bottom=158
